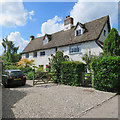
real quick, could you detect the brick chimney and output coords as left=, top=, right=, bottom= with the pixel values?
left=30, top=36, right=34, bottom=41
left=64, top=16, right=74, bottom=31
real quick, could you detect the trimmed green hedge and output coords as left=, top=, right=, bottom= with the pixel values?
left=91, top=56, right=120, bottom=92
left=61, top=61, right=85, bottom=86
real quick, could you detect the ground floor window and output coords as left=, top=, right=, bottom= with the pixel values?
left=40, top=51, right=45, bottom=56
left=33, top=52, right=37, bottom=57
left=26, top=53, right=29, bottom=58
left=39, top=65, right=44, bottom=70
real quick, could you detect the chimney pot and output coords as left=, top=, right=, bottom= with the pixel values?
left=30, top=35, right=34, bottom=41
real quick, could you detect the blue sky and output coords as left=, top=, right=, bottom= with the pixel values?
left=0, top=1, right=119, bottom=54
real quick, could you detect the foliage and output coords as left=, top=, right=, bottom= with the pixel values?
left=82, top=50, right=97, bottom=72
left=2, top=37, right=20, bottom=62
left=103, top=28, right=120, bottom=56
left=61, top=61, right=85, bottom=86
left=25, top=71, right=33, bottom=80
left=90, top=56, right=120, bottom=92
left=17, top=58, right=35, bottom=68
left=49, top=51, right=69, bottom=83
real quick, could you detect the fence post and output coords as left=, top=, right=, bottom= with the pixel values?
left=33, top=70, right=35, bottom=86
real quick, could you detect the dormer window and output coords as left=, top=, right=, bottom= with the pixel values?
left=74, top=22, right=86, bottom=36
left=76, top=29, right=81, bottom=36
left=43, top=34, right=51, bottom=45
left=44, top=37, right=48, bottom=45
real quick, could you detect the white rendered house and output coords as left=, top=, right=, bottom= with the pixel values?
left=21, top=15, right=111, bottom=69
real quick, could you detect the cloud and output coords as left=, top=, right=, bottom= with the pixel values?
left=0, top=0, right=34, bottom=27
left=70, top=1, right=118, bottom=27
left=7, top=32, right=29, bottom=52
left=29, top=10, right=34, bottom=20
left=37, top=1, right=117, bottom=37
left=37, top=16, right=64, bottom=37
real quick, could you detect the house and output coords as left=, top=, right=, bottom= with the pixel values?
left=21, top=15, right=111, bottom=69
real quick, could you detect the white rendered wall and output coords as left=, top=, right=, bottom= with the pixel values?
left=98, top=22, right=109, bottom=42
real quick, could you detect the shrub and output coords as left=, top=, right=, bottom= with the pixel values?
left=103, top=28, right=120, bottom=56
left=19, top=66, right=33, bottom=74
left=49, top=51, right=69, bottom=83
left=25, top=71, right=33, bottom=80
left=61, top=61, right=85, bottom=86
left=91, top=56, right=120, bottom=92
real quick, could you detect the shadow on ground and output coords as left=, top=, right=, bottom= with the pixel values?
left=2, top=86, right=27, bottom=118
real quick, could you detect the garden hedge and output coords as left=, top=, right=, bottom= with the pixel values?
left=91, top=56, right=120, bottom=92
left=61, top=61, right=85, bottom=86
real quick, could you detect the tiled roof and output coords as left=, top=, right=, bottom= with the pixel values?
left=21, top=15, right=110, bottom=54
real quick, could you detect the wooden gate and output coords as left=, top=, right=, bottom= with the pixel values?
left=33, top=72, right=53, bottom=86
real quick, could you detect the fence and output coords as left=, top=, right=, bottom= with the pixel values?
left=33, top=71, right=54, bottom=86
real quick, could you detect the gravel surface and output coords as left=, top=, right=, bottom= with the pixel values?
left=2, top=80, right=116, bottom=118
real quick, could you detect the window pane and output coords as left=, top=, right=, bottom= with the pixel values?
left=40, top=51, right=45, bottom=56
left=26, top=53, right=29, bottom=58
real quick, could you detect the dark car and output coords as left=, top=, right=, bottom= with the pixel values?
left=2, top=70, right=26, bottom=87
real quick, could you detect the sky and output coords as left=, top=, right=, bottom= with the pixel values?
left=0, top=0, right=119, bottom=55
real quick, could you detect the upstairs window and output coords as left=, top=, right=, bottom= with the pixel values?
left=104, top=30, right=106, bottom=36
left=33, top=52, right=37, bottom=58
left=69, top=45, right=81, bottom=54
left=44, top=37, right=48, bottom=45
left=76, top=29, right=81, bottom=36
left=26, top=53, right=29, bottom=58
left=40, top=51, right=45, bottom=56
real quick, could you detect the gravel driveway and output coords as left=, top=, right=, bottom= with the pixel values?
left=2, top=80, right=117, bottom=118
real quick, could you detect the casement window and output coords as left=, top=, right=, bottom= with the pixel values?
left=76, top=29, right=81, bottom=36
left=104, top=30, right=106, bottom=36
left=40, top=51, right=45, bottom=56
left=26, top=53, right=29, bottom=58
left=69, top=45, right=81, bottom=54
left=33, top=52, right=37, bottom=57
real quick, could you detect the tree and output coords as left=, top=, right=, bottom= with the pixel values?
left=49, top=51, right=69, bottom=83
left=2, top=37, right=20, bottom=62
left=103, top=28, right=120, bottom=56
left=17, top=58, right=35, bottom=68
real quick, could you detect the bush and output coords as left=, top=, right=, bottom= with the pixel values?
left=25, top=71, right=33, bottom=80
left=91, top=56, right=120, bottom=92
left=103, top=28, right=120, bottom=56
left=61, top=61, right=85, bottom=86
left=19, top=66, right=33, bottom=74
left=49, top=51, right=69, bottom=83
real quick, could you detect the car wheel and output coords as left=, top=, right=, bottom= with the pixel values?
left=22, top=82, right=26, bottom=86
left=4, top=80, right=9, bottom=88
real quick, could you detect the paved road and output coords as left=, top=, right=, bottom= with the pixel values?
left=80, top=95, right=118, bottom=118
left=2, top=80, right=118, bottom=118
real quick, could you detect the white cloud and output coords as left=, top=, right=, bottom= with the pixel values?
left=8, top=32, right=29, bottom=51
left=37, top=16, right=64, bottom=37
left=37, top=1, right=117, bottom=37
left=0, top=0, right=34, bottom=27
left=29, top=10, right=34, bottom=20
left=70, top=1, right=118, bottom=26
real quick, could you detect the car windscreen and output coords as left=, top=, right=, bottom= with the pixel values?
left=10, top=71, right=24, bottom=76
